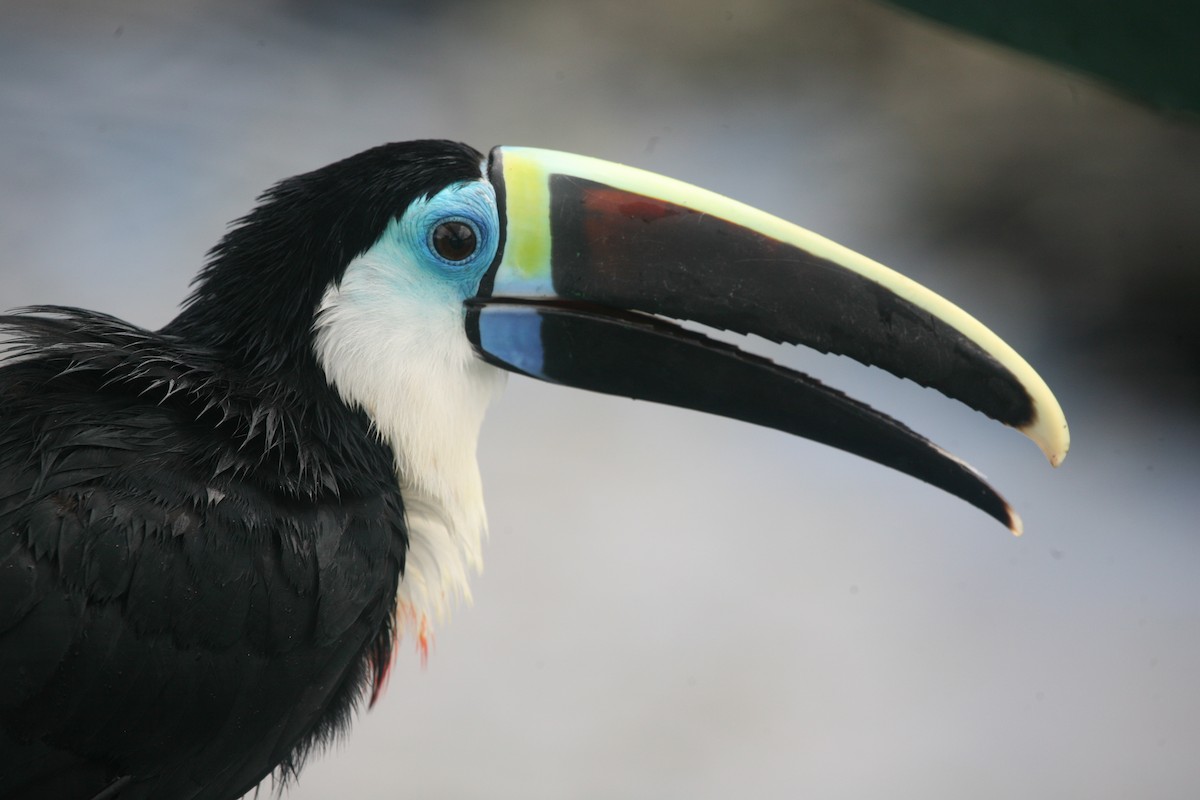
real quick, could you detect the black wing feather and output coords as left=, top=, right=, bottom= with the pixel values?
left=0, top=309, right=407, bottom=800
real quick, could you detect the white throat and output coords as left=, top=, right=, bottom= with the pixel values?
left=312, top=256, right=506, bottom=642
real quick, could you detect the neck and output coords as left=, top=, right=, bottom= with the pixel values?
left=311, top=270, right=506, bottom=640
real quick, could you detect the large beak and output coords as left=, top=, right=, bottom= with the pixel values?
left=465, top=146, right=1069, bottom=533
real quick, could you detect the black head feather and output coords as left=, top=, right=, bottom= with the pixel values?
left=165, top=139, right=485, bottom=375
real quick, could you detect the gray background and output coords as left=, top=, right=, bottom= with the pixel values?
left=2, top=1, right=1198, bottom=798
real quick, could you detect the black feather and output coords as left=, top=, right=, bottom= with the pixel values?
left=0, top=140, right=484, bottom=799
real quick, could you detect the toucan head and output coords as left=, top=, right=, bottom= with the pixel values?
left=177, top=139, right=1069, bottom=626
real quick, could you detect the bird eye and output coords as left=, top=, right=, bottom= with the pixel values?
left=431, top=219, right=478, bottom=263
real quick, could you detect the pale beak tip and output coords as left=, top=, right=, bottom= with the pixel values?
left=1022, top=405, right=1070, bottom=468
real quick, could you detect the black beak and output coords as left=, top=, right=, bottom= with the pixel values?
left=466, top=146, right=1069, bottom=532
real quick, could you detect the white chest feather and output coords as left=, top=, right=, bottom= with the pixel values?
left=311, top=251, right=506, bottom=642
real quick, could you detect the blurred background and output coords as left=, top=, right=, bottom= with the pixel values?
left=2, top=1, right=1198, bottom=797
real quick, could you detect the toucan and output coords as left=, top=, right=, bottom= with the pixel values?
left=0, top=140, right=1068, bottom=799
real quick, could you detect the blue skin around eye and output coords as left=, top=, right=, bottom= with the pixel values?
left=477, top=307, right=546, bottom=380
left=397, top=180, right=500, bottom=297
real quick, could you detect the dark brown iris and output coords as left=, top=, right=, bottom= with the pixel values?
left=432, top=220, right=477, bottom=262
